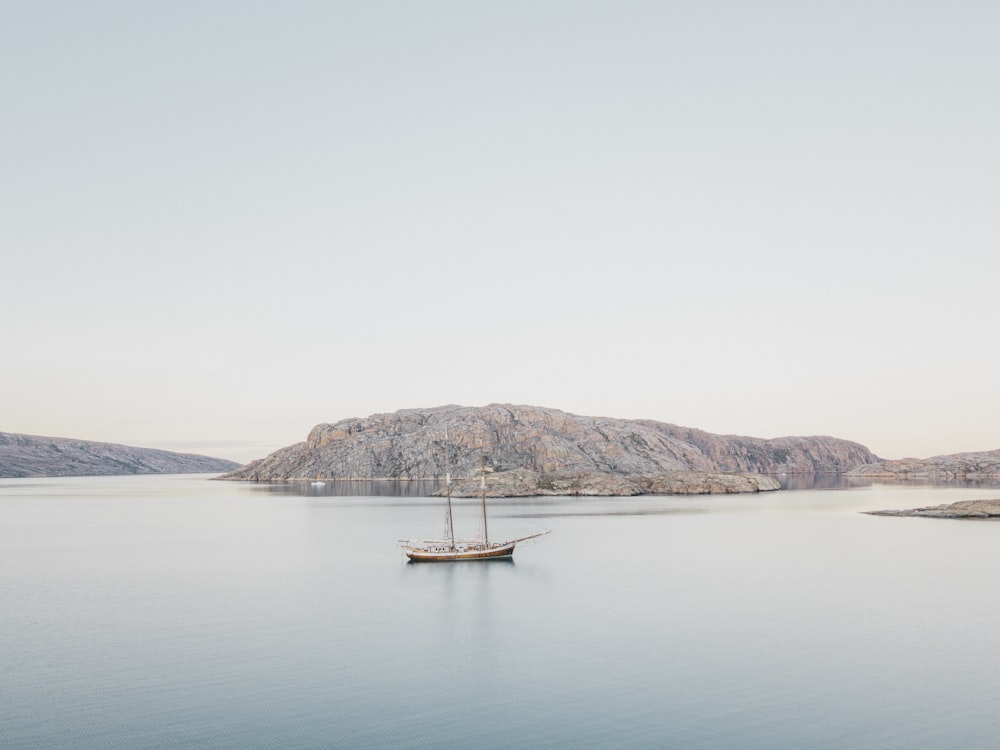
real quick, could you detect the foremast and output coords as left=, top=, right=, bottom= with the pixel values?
left=444, top=429, right=455, bottom=550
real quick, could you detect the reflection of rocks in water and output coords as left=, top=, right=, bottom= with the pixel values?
left=254, top=480, right=441, bottom=497
left=777, top=474, right=874, bottom=491
left=778, top=474, right=1000, bottom=492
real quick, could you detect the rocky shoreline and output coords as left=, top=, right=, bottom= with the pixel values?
left=848, top=450, right=1000, bottom=480
left=441, top=469, right=781, bottom=497
left=864, top=500, right=1000, bottom=519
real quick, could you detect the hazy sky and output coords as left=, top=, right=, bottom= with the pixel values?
left=3, top=1, right=998, bottom=463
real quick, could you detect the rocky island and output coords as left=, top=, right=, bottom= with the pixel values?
left=0, top=432, right=241, bottom=478
left=865, top=500, right=1000, bottom=519
left=220, top=404, right=880, bottom=496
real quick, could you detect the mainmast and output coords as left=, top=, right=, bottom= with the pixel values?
left=480, top=443, right=489, bottom=546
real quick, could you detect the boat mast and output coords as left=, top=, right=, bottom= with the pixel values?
left=444, top=429, right=455, bottom=549
left=480, top=443, right=489, bottom=546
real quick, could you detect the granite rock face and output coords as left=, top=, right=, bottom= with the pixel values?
left=0, top=432, right=241, bottom=478
left=221, top=404, right=877, bottom=495
left=865, top=500, right=1000, bottom=519
left=848, top=449, right=1000, bottom=480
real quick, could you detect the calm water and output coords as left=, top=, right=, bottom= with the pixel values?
left=3, top=475, right=1000, bottom=749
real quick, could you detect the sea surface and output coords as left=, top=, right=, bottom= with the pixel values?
left=3, top=474, right=1000, bottom=749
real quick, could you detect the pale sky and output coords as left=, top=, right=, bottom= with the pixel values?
left=3, top=1, right=998, bottom=463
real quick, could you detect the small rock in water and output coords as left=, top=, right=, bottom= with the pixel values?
left=864, top=499, right=1000, bottom=519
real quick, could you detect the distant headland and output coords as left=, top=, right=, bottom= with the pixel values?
left=847, top=450, right=1000, bottom=481
left=0, top=432, right=241, bottom=478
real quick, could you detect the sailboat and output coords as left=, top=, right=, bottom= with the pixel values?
left=399, top=439, right=550, bottom=562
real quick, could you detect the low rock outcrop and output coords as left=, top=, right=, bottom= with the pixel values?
left=443, top=470, right=780, bottom=497
left=865, top=500, right=1000, bottom=519
left=0, top=432, right=241, bottom=477
left=221, top=404, right=878, bottom=495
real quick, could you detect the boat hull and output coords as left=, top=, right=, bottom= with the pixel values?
left=403, top=541, right=517, bottom=562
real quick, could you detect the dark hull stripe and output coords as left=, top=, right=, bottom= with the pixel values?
left=404, top=543, right=517, bottom=562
